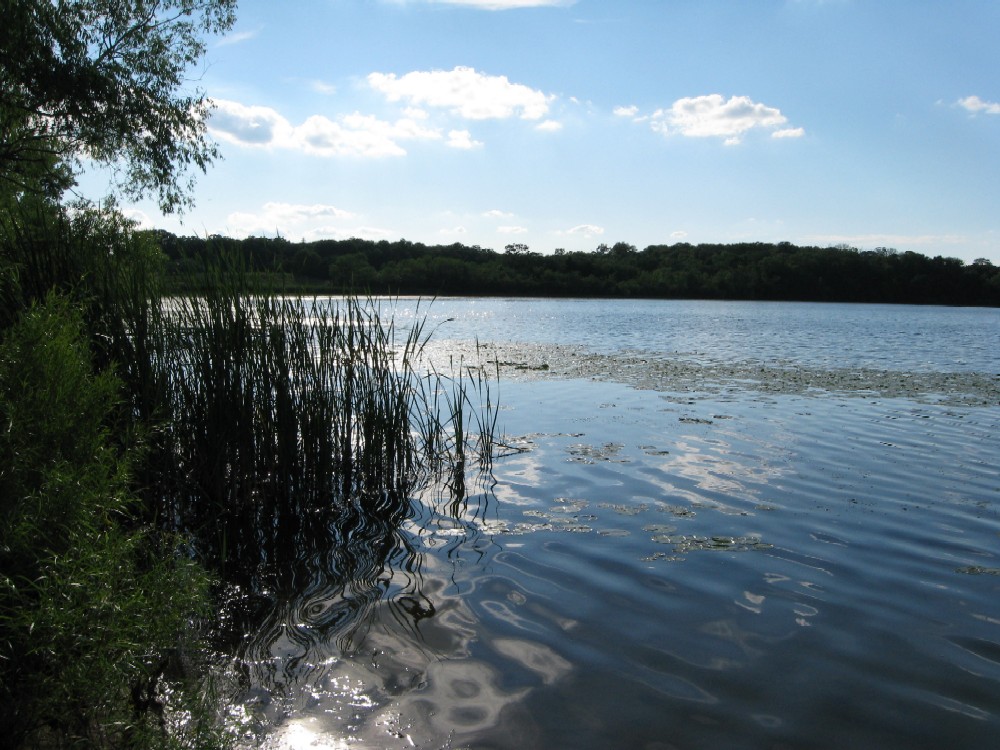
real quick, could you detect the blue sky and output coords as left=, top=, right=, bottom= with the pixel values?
left=110, top=0, right=1000, bottom=262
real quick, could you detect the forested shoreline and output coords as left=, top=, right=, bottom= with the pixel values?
left=155, top=233, right=1000, bottom=306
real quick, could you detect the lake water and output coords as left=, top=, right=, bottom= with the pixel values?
left=229, top=299, right=1000, bottom=750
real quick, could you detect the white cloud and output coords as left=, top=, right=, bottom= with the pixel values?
left=560, top=224, right=605, bottom=238
left=210, top=100, right=294, bottom=146
left=121, top=208, right=153, bottom=228
left=958, top=95, right=1000, bottom=115
left=649, top=94, right=797, bottom=143
left=216, top=28, right=261, bottom=47
left=535, top=119, right=563, bottom=132
left=368, top=66, right=553, bottom=120
left=224, top=202, right=356, bottom=238
left=772, top=127, right=805, bottom=139
left=439, top=226, right=468, bottom=236
left=484, top=209, right=514, bottom=218
left=498, top=225, right=529, bottom=234
left=303, top=226, right=395, bottom=242
left=209, top=99, right=442, bottom=158
left=446, top=129, right=484, bottom=149
left=299, top=114, right=421, bottom=157
left=262, top=202, right=355, bottom=222
left=310, top=80, right=337, bottom=95
left=425, top=0, right=575, bottom=8
left=613, top=105, right=639, bottom=117
left=670, top=230, right=688, bottom=240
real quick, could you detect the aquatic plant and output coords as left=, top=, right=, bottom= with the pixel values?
left=141, top=250, right=500, bottom=575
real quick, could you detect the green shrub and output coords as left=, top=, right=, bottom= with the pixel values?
left=0, top=295, right=225, bottom=750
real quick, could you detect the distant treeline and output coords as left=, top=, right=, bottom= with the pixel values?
left=152, top=233, right=1000, bottom=306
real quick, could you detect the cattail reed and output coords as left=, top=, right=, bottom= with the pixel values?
left=140, top=250, right=499, bottom=571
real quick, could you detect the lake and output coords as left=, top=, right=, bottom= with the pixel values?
left=228, top=298, right=1000, bottom=750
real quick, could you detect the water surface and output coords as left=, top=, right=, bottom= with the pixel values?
left=228, top=299, right=1000, bottom=750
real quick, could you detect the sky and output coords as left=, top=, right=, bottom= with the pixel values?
left=98, top=0, right=1000, bottom=263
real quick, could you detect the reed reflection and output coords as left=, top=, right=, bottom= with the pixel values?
left=215, top=474, right=505, bottom=745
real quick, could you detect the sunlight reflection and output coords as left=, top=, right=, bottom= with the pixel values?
left=269, top=720, right=353, bottom=749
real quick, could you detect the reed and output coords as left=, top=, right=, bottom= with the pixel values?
left=143, top=250, right=500, bottom=572
left=2, top=203, right=500, bottom=570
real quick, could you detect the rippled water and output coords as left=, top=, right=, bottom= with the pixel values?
left=228, top=299, right=1000, bottom=750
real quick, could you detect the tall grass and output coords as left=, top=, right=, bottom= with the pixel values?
left=143, top=251, right=500, bottom=575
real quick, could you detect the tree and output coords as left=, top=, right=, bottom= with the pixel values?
left=610, top=241, right=638, bottom=256
left=0, top=0, right=237, bottom=211
left=504, top=242, right=532, bottom=255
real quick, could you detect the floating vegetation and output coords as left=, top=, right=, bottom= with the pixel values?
left=956, top=565, right=1000, bottom=576
left=642, top=524, right=678, bottom=535
left=492, top=359, right=550, bottom=372
left=651, top=534, right=773, bottom=553
left=441, top=341, right=1000, bottom=406
left=641, top=445, right=671, bottom=456
left=566, top=442, right=629, bottom=463
left=641, top=551, right=686, bottom=562
left=597, top=502, right=649, bottom=516
left=552, top=498, right=590, bottom=513
left=655, top=504, right=697, bottom=518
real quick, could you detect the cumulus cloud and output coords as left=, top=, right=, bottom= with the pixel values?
left=224, top=202, right=356, bottom=238
left=613, top=105, right=639, bottom=117
left=307, top=112, right=442, bottom=157
left=210, top=100, right=294, bottom=146
left=484, top=209, right=514, bottom=218
left=958, top=95, right=1000, bottom=115
left=446, top=129, right=484, bottom=149
left=535, top=119, right=563, bottom=132
left=303, top=226, right=395, bottom=242
left=772, top=127, right=805, bottom=139
left=368, top=66, right=553, bottom=120
left=261, top=202, right=355, bottom=222
left=560, top=224, right=605, bottom=238
left=649, top=94, right=798, bottom=143
left=209, top=99, right=441, bottom=157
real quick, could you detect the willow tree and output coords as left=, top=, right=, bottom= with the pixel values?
left=0, top=0, right=237, bottom=211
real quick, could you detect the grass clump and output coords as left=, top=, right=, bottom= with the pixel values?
left=145, top=252, right=500, bottom=575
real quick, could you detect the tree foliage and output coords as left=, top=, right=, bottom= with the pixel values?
left=156, top=234, right=1000, bottom=307
left=0, top=0, right=236, bottom=210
